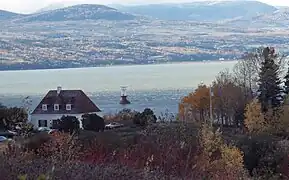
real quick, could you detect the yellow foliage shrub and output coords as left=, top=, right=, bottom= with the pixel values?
left=221, top=145, right=244, bottom=168
left=199, top=124, right=222, bottom=157
left=197, top=123, right=248, bottom=180
left=244, top=99, right=268, bottom=134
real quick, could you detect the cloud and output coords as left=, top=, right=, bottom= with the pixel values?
left=0, top=0, right=51, bottom=13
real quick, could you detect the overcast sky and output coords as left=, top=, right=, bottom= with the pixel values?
left=0, top=0, right=288, bottom=14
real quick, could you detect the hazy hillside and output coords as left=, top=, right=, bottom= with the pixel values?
left=14, top=4, right=136, bottom=22
left=35, top=3, right=70, bottom=13
left=0, top=10, right=23, bottom=20
left=224, top=7, right=289, bottom=27
left=116, top=1, right=277, bottom=21
left=254, top=8, right=289, bottom=22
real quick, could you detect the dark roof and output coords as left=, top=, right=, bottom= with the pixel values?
left=31, top=90, right=101, bottom=114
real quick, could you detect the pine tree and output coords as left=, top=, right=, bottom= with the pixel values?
left=257, top=47, right=283, bottom=112
left=284, top=66, right=289, bottom=95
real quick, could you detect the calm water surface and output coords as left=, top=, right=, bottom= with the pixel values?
left=0, top=61, right=236, bottom=115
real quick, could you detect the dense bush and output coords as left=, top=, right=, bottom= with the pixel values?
left=19, top=122, right=34, bottom=137
left=81, top=113, right=105, bottom=132
left=58, top=116, right=80, bottom=133
left=236, top=134, right=285, bottom=178
left=133, top=112, right=145, bottom=126
left=104, top=109, right=138, bottom=122
left=117, top=109, right=138, bottom=121
left=0, top=105, right=28, bottom=130
left=142, top=108, right=157, bottom=123
left=133, top=108, right=157, bottom=126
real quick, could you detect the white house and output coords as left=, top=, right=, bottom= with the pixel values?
left=30, top=86, right=103, bottom=129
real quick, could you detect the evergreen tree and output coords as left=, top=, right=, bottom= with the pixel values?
left=284, top=66, right=289, bottom=95
left=257, top=47, right=282, bottom=112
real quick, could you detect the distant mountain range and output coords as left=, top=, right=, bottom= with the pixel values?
left=0, top=10, right=24, bottom=20
left=0, top=1, right=288, bottom=25
left=14, top=4, right=136, bottom=22
left=223, top=6, right=289, bottom=27
left=115, top=1, right=278, bottom=21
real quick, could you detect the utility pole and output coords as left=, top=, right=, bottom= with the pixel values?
left=183, top=102, right=189, bottom=123
left=209, top=86, right=213, bottom=126
left=23, top=96, right=32, bottom=122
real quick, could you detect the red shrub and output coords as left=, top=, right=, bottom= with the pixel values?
left=79, top=134, right=199, bottom=178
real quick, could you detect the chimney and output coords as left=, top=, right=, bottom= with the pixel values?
left=57, top=86, right=62, bottom=95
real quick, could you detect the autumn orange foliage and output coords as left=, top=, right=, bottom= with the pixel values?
left=179, top=84, right=210, bottom=122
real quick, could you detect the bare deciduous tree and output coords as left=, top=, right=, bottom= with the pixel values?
left=212, top=70, right=253, bottom=127
left=233, top=47, right=287, bottom=96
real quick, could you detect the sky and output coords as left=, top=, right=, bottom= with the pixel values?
left=0, top=0, right=288, bottom=14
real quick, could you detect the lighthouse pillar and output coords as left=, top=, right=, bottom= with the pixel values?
left=119, top=86, right=131, bottom=105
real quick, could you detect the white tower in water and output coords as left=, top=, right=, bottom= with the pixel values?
left=119, top=86, right=131, bottom=105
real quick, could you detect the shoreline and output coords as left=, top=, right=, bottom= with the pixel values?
left=0, top=60, right=237, bottom=72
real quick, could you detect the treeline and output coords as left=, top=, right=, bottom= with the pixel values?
left=179, top=46, right=289, bottom=128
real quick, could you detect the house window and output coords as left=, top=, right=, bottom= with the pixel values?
left=38, top=120, right=47, bottom=127
left=66, top=104, right=72, bottom=111
left=42, top=104, right=47, bottom=111
left=51, top=119, right=60, bottom=129
left=54, top=104, right=59, bottom=111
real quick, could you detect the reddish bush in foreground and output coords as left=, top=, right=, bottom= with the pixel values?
left=81, top=137, right=198, bottom=178
left=0, top=124, right=251, bottom=179
left=0, top=157, right=178, bottom=180
left=77, top=124, right=249, bottom=179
